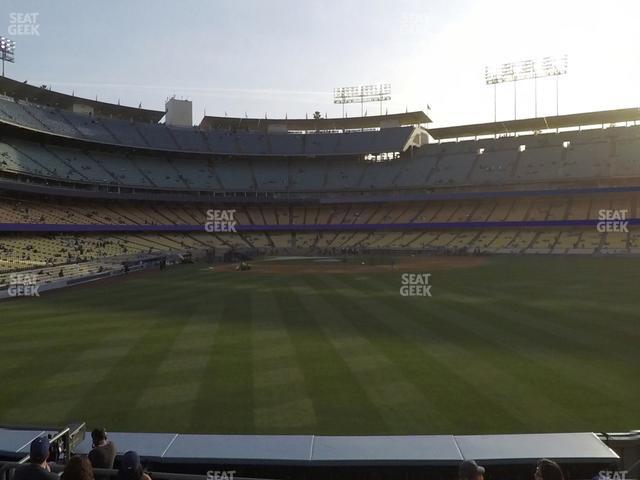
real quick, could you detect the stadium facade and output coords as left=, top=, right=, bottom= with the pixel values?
left=2, top=76, right=640, bottom=288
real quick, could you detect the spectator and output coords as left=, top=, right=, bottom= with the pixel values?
left=535, top=459, right=564, bottom=480
left=117, top=451, right=151, bottom=480
left=459, top=460, right=485, bottom=480
left=13, top=437, right=58, bottom=480
left=88, top=428, right=116, bottom=473
left=61, top=456, right=94, bottom=480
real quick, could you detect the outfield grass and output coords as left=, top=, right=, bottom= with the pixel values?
left=0, top=255, right=638, bottom=435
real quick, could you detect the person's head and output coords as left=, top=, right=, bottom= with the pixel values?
left=29, top=436, right=50, bottom=466
left=91, top=428, right=108, bottom=446
left=117, top=451, right=143, bottom=480
left=62, top=456, right=94, bottom=480
left=459, top=460, right=485, bottom=480
left=535, top=459, right=564, bottom=480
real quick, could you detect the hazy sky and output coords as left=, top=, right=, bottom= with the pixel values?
left=1, top=0, right=638, bottom=127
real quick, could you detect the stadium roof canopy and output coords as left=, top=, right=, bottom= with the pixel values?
left=199, top=111, right=431, bottom=132
left=0, top=76, right=165, bottom=123
left=428, top=108, right=640, bottom=140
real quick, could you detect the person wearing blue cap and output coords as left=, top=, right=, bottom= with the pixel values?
left=13, top=436, right=59, bottom=480
left=116, top=451, right=151, bottom=480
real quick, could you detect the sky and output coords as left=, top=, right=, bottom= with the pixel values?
left=1, top=0, right=639, bottom=127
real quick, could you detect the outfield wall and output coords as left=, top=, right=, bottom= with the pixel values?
left=1, top=218, right=639, bottom=233
left=0, top=268, right=122, bottom=300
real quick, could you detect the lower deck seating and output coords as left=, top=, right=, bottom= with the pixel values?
left=1, top=225, right=637, bottom=277
left=1, top=187, right=639, bottom=276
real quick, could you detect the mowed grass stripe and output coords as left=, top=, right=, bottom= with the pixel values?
left=421, top=296, right=615, bottom=426
left=66, top=323, right=188, bottom=428
left=0, top=333, right=119, bottom=424
left=363, top=272, right=638, bottom=432
left=335, top=273, right=567, bottom=433
left=317, top=274, right=526, bottom=433
left=0, top=305, right=108, bottom=331
left=187, top=274, right=255, bottom=433
left=329, top=274, right=530, bottom=432
left=293, top=275, right=436, bottom=433
left=0, top=284, right=162, bottom=422
left=59, top=279, right=221, bottom=428
left=0, top=273, right=188, bottom=327
left=250, top=279, right=317, bottom=431
left=2, top=258, right=639, bottom=434
left=0, top=316, right=134, bottom=366
left=460, top=294, right=640, bottom=404
left=306, top=274, right=456, bottom=433
left=440, top=281, right=640, bottom=381
left=499, top=297, right=640, bottom=356
left=273, top=276, right=386, bottom=434
left=455, top=283, right=640, bottom=341
left=130, top=302, right=225, bottom=432
left=127, top=267, right=237, bottom=430
left=448, top=288, right=640, bottom=373
left=0, top=293, right=159, bottom=417
left=0, top=295, right=137, bottom=351
left=439, top=296, right=640, bottom=429
left=2, top=319, right=158, bottom=425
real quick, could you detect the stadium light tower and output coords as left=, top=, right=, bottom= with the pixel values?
left=333, top=84, right=392, bottom=118
left=0, top=37, right=16, bottom=77
left=485, top=54, right=568, bottom=121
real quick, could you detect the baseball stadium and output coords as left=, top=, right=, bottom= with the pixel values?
left=0, top=2, right=639, bottom=480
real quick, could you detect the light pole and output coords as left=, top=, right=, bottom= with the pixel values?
left=485, top=54, right=568, bottom=121
left=333, top=84, right=392, bottom=121
left=0, top=37, right=16, bottom=77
